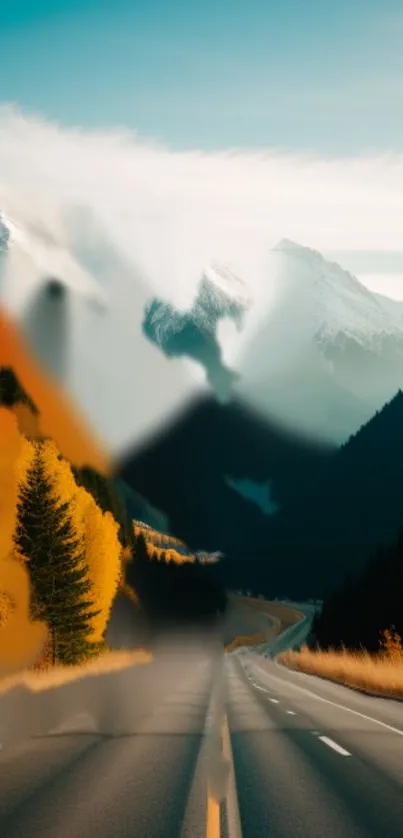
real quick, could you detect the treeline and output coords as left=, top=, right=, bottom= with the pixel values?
left=312, top=527, right=403, bottom=653
left=12, top=435, right=123, bottom=665
left=127, top=533, right=227, bottom=624
left=0, top=367, right=129, bottom=667
left=0, top=367, right=227, bottom=662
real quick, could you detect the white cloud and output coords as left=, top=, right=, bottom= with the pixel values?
left=358, top=274, right=403, bottom=301
left=1, top=104, right=403, bottom=452
left=1, top=105, right=403, bottom=298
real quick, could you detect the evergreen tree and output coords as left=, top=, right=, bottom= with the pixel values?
left=15, top=443, right=100, bottom=664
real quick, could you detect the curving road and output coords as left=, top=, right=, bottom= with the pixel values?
left=1, top=607, right=403, bottom=837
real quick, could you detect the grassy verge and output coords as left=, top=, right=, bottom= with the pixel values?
left=0, top=648, right=152, bottom=696
left=278, top=645, right=403, bottom=700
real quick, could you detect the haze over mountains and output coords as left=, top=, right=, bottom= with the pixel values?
left=234, top=239, right=403, bottom=442
left=143, top=237, right=403, bottom=444
left=3, top=204, right=403, bottom=451
left=0, top=210, right=199, bottom=453
left=143, top=263, right=251, bottom=403
left=4, top=202, right=403, bottom=601
left=121, top=242, right=403, bottom=598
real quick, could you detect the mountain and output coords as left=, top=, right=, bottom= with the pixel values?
left=258, top=389, right=403, bottom=600
left=312, top=527, right=403, bottom=653
left=118, top=395, right=333, bottom=581
left=142, top=263, right=251, bottom=403
left=119, top=386, right=403, bottom=603
left=236, top=239, right=403, bottom=442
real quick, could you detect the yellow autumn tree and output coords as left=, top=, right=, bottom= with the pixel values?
left=37, top=439, right=121, bottom=645
left=0, top=408, right=46, bottom=674
left=75, top=487, right=121, bottom=643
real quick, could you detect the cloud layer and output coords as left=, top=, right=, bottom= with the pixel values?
left=1, top=105, right=403, bottom=303
left=1, top=105, right=403, bottom=452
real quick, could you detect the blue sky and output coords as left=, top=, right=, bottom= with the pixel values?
left=0, top=0, right=402, bottom=152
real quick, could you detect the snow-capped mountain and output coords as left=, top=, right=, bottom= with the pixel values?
left=144, top=262, right=251, bottom=341
left=142, top=263, right=251, bottom=402
left=272, top=239, right=403, bottom=346
left=236, top=239, right=403, bottom=442
left=198, top=262, right=252, bottom=329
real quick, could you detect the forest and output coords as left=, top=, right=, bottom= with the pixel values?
left=0, top=366, right=226, bottom=675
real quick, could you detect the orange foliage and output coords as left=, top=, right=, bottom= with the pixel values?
left=12, top=402, right=41, bottom=438
left=0, top=591, right=15, bottom=628
left=147, top=544, right=195, bottom=564
left=38, top=440, right=122, bottom=643
left=133, top=522, right=195, bottom=564
left=0, top=409, right=47, bottom=674
left=0, top=308, right=110, bottom=472
left=76, top=488, right=121, bottom=643
left=0, top=408, right=21, bottom=559
left=14, top=436, right=122, bottom=650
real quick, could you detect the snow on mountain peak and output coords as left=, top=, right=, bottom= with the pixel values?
left=203, top=261, right=252, bottom=308
left=270, top=237, right=403, bottom=345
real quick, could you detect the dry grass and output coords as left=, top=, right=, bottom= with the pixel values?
left=278, top=644, right=403, bottom=700
left=0, top=648, right=152, bottom=696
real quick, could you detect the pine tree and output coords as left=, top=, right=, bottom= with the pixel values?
left=14, top=443, right=100, bottom=665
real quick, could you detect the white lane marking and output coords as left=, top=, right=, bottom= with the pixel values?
left=269, top=698, right=279, bottom=703
left=319, top=736, right=351, bottom=757
left=286, top=710, right=296, bottom=715
left=249, top=661, right=403, bottom=739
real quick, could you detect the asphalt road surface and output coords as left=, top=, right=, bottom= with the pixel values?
left=0, top=631, right=222, bottom=838
left=1, top=616, right=403, bottom=837
left=228, top=649, right=403, bottom=838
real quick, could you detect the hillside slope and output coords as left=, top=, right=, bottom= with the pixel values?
left=261, top=389, right=403, bottom=598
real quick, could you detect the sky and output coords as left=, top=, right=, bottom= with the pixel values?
left=1, top=0, right=403, bottom=154
left=0, top=2, right=403, bottom=451
left=0, top=0, right=403, bottom=301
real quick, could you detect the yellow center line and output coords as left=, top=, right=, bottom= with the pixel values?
left=206, top=792, right=221, bottom=838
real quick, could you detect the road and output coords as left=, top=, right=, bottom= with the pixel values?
left=1, top=612, right=403, bottom=837
left=0, top=630, right=222, bottom=838
left=227, top=648, right=403, bottom=838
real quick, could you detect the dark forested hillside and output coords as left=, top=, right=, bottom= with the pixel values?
left=118, top=395, right=332, bottom=564
left=312, top=527, right=403, bottom=653
left=120, top=389, right=403, bottom=601
left=260, top=389, right=403, bottom=598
